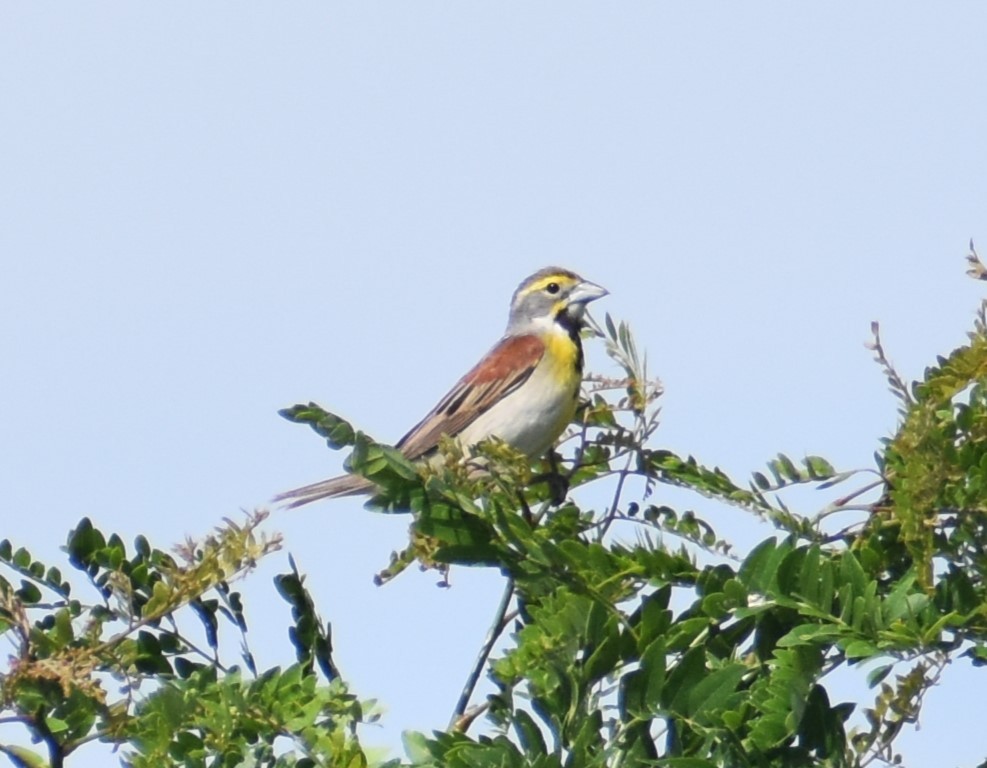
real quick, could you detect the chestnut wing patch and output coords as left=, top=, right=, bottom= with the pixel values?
left=395, top=334, right=546, bottom=460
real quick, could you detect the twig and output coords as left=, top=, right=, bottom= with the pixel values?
left=592, top=513, right=740, bottom=561
left=454, top=700, right=492, bottom=733
left=966, top=239, right=986, bottom=281
left=814, top=479, right=886, bottom=522
left=30, top=709, right=65, bottom=768
left=449, top=578, right=516, bottom=730
left=156, top=626, right=230, bottom=673
left=0, top=716, right=29, bottom=726
left=598, top=452, right=635, bottom=539
left=867, top=322, right=915, bottom=407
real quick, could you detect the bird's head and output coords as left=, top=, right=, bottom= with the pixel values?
left=507, top=267, right=608, bottom=334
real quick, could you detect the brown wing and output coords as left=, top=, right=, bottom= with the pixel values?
left=395, top=334, right=546, bottom=460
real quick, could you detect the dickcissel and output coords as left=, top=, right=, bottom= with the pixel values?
left=275, top=267, right=608, bottom=508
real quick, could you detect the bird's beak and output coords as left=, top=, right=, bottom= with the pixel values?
left=568, top=280, right=609, bottom=306
left=564, top=279, right=608, bottom=323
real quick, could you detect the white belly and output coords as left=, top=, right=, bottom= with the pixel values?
left=455, top=362, right=578, bottom=458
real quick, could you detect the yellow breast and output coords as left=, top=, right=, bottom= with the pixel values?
left=536, top=328, right=583, bottom=438
left=541, top=326, right=583, bottom=382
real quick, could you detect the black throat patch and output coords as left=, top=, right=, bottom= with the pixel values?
left=554, top=309, right=585, bottom=373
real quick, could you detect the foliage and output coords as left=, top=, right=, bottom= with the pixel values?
left=5, top=250, right=987, bottom=766
left=0, top=514, right=372, bottom=767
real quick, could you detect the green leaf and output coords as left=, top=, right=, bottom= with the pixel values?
left=663, top=646, right=705, bottom=713
left=52, top=608, right=74, bottom=646
left=66, top=517, right=106, bottom=569
left=513, top=709, right=548, bottom=757
left=621, top=636, right=666, bottom=718
left=776, top=624, right=842, bottom=648
left=776, top=453, right=800, bottom=482
left=13, top=547, right=31, bottom=568
left=44, top=715, right=69, bottom=734
left=635, top=586, right=672, bottom=651
left=839, top=551, right=868, bottom=602
left=804, top=455, right=835, bottom=479
left=680, top=663, right=747, bottom=720
left=0, top=746, right=48, bottom=768
left=16, top=580, right=41, bottom=604
left=739, top=538, right=790, bottom=594
left=842, top=640, right=879, bottom=659
left=403, top=730, right=433, bottom=763
left=867, top=663, right=894, bottom=687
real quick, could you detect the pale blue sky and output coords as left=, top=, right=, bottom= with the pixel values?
left=3, top=4, right=987, bottom=765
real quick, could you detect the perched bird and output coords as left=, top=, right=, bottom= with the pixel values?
left=275, top=267, right=608, bottom=508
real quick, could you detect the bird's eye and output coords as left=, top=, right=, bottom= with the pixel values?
left=546, top=282, right=560, bottom=295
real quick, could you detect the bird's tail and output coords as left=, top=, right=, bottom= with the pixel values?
left=272, top=473, right=374, bottom=509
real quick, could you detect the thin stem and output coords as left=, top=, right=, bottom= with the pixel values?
left=449, top=578, right=516, bottom=731
left=156, top=626, right=231, bottom=672
left=593, top=513, right=740, bottom=561
left=456, top=700, right=492, bottom=733
left=30, top=710, right=64, bottom=768
left=598, top=452, right=635, bottom=539
left=814, top=479, right=886, bottom=521
left=516, top=488, right=533, bottom=525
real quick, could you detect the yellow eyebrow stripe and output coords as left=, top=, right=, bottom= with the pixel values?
left=520, top=275, right=577, bottom=296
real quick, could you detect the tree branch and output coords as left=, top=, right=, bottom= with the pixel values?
left=449, top=577, right=516, bottom=731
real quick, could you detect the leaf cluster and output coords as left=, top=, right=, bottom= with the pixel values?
left=0, top=513, right=372, bottom=767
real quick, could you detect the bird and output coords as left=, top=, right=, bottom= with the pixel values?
left=275, top=267, right=608, bottom=508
